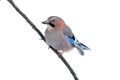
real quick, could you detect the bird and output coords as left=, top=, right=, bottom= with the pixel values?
left=42, top=16, right=90, bottom=56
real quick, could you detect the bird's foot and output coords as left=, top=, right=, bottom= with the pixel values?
left=39, top=38, right=42, bottom=40
left=58, top=50, right=64, bottom=56
left=48, top=46, right=50, bottom=49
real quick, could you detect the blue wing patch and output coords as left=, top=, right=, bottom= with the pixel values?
left=65, top=36, right=75, bottom=46
left=65, top=35, right=90, bottom=56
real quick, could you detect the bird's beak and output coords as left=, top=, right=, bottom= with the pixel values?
left=42, top=20, right=49, bottom=24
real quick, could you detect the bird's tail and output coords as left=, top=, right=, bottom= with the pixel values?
left=74, top=40, right=90, bottom=56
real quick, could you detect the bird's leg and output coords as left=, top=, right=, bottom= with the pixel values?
left=48, top=46, right=50, bottom=49
left=39, top=38, right=42, bottom=40
left=58, top=50, right=64, bottom=56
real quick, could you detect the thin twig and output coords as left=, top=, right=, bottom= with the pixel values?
left=7, top=0, right=79, bottom=80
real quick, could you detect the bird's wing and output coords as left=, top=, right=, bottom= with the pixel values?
left=63, top=26, right=75, bottom=40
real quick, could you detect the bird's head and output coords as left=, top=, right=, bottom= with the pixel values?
left=42, top=16, right=66, bottom=28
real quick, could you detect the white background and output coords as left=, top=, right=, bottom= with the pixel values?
left=0, top=0, right=120, bottom=80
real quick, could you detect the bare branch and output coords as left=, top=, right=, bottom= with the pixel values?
left=7, top=0, right=79, bottom=80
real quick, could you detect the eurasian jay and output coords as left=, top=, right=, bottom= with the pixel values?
left=42, top=16, right=90, bottom=56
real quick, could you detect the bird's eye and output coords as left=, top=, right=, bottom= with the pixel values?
left=52, top=19, right=55, bottom=22
left=49, top=19, right=55, bottom=28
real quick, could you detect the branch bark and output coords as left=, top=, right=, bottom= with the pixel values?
left=7, top=0, right=79, bottom=80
